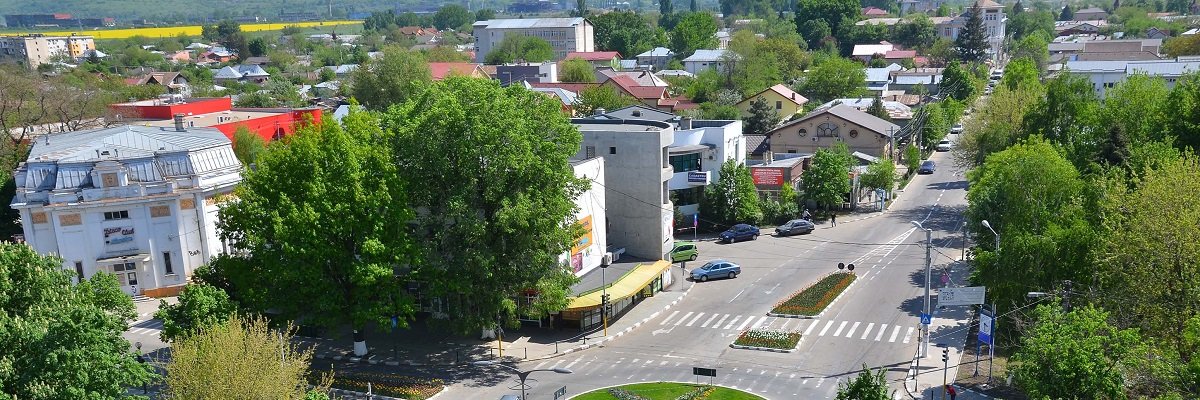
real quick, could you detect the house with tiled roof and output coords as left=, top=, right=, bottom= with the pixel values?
left=735, top=84, right=808, bottom=121
left=428, top=62, right=486, bottom=80
left=862, top=6, right=890, bottom=16
left=764, top=104, right=898, bottom=160
left=131, top=72, right=191, bottom=97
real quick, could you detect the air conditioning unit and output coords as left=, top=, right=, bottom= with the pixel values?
left=602, top=253, right=613, bottom=266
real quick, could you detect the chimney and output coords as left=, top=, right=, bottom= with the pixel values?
left=765, top=150, right=774, bottom=163
left=593, top=108, right=606, bottom=116
left=173, top=113, right=185, bottom=132
left=680, top=117, right=692, bottom=130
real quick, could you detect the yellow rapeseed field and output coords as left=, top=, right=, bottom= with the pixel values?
left=2, top=20, right=361, bottom=39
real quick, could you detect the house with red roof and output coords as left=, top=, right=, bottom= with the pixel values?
left=428, top=62, right=487, bottom=80
left=883, top=50, right=918, bottom=63
left=862, top=7, right=890, bottom=16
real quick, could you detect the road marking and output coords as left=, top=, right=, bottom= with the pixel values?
left=674, top=311, right=695, bottom=326
left=533, top=361, right=549, bottom=369
left=818, top=320, right=834, bottom=336
left=724, top=315, right=743, bottom=330
left=661, top=310, right=680, bottom=325
left=660, top=361, right=669, bottom=366
left=845, top=322, right=861, bottom=338
left=686, top=312, right=705, bottom=326
left=861, top=323, right=875, bottom=340
left=751, top=316, right=768, bottom=329
left=804, top=320, right=820, bottom=335
left=737, top=316, right=754, bottom=331
left=644, top=359, right=654, bottom=365
left=711, top=314, right=730, bottom=328
left=565, top=358, right=581, bottom=369
left=832, top=321, right=848, bottom=337
left=779, top=319, right=792, bottom=331
left=729, top=288, right=747, bottom=303
left=701, top=313, right=719, bottom=328
left=903, top=327, right=915, bottom=344
left=888, top=326, right=901, bottom=342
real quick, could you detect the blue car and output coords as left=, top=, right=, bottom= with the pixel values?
left=719, top=224, right=760, bottom=243
left=918, top=160, right=936, bottom=174
left=691, top=260, right=741, bottom=282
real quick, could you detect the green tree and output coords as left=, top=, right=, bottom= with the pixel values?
left=234, top=92, right=274, bottom=108
left=952, top=84, right=1043, bottom=167
left=1166, top=72, right=1200, bottom=152
left=385, top=77, right=587, bottom=331
left=794, top=0, right=860, bottom=44
left=702, top=159, right=763, bottom=226
left=264, top=76, right=305, bottom=107
left=867, top=93, right=889, bottom=120
left=744, top=95, right=781, bottom=135
left=318, top=67, right=336, bottom=82
left=955, top=4, right=990, bottom=62
left=1021, top=73, right=1100, bottom=162
left=919, top=102, right=948, bottom=150
left=836, top=365, right=894, bottom=400
left=698, top=102, right=742, bottom=119
left=560, top=58, right=597, bottom=83
left=1058, top=5, right=1074, bottom=21
left=0, top=242, right=154, bottom=398
left=573, top=85, right=638, bottom=116
left=860, top=158, right=895, bottom=195
left=215, top=109, right=414, bottom=356
left=231, top=126, right=267, bottom=166
left=905, top=143, right=920, bottom=173
left=433, top=4, right=472, bottom=30
left=591, top=11, right=668, bottom=58
left=1100, top=74, right=1169, bottom=146
left=349, top=46, right=431, bottom=110
left=1000, top=57, right=1040, bottom=91
left=891, top=14, right=937, bottom=50
left=720, top=0, right=774, bottom=18
left=485, top=34, right=556, bottom=64
left=799, top=56, right=866, bottom=103
left=475, top=9, right=496, bottom=21
left=1164, top=34, right=1200, bottom=58
left=1010, top=34, right=1049, bottom=72
left=165, top=315, right=331, bottom=399
left=247, top=36, right=268, bottom=57
left=155, top=283, right=237, bottom=342
left=1012, top=305, right=1141, bottom=400
left=802, top=145, right=852, bottom=210
left=1008, top=10, right=1055, bottom=42
left=670, top=12, right=719, bottom=56
left=940, top=62, right=977, bottom=101
left=726, top=30, right=782, bottom=96
left=798, top=19, right=833, bottom=50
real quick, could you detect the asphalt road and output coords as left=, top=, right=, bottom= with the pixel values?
left=455, top=140, right=971, bottom=400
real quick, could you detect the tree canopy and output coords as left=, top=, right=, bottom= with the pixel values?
left=573, top=85, right=638, bottom=116
left=794, top=0, right=860, bottom=45
left=155, top=283, right=237, bottom=342
left=349, top=47, right=431, bottom=110
left=955, top=4, right=990, bottom=62
left=802, top=144, right=852, bottom=210
left=669, top=12, right=720, bottom=57
left=560, top=58, right=597, bottom=83
left=799, top=56, right=866, bottom=103
left=486, top=34, right=556, bottom=64
left=836, top=365, right=894, bottom=400
left=701, top=159, right=763, bottom=226
left=591, top=11, right=667, bottom=58
left=1012, top=305, right=1141, bottom=400
left=743, top=95, right=781, bottom=136
left=432, top=4, right=472, bottom=30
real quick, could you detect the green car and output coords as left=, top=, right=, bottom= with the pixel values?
left=669, top=241, right=699, bottom=262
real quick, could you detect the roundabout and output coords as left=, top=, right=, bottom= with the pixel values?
left=570, top=381, right=766, bottom=400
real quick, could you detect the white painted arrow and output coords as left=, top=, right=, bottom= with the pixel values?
left=652, top=327, right=674, bottom=336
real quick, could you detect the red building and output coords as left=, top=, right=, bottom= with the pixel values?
left=109, top=97, right=321, bottom=143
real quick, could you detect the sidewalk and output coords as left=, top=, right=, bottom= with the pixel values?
left=905, top=256, right=993, bottom=400
left=300, top=265, right=695, bottom=367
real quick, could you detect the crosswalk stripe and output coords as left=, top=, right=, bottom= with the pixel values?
left=736, top=316, right=754, bottom=331
left=565, top=358, right=581, bottom=369
left=779, top=318, right=792, bottom=331
left=712, top=314, right=730, bottom=328
left=888, top=326, right=901, bottom=342
left=845, top=322, right=861, bottom=338
left=804, top=320, right=820, bottom=336
left=661, top=310, right=680, bottom=325
left=724, top=315, right=743, bottom=330
left=686, top=312, right=705, bottom=327
left=875, top=324, right=888, bottom=341
left=751, top=316, right=768, bottom=329
left=818, top=320, right=834, bottom=336
left=701, top=313, right=720, bottom=328
left=861, top=323, right=875, bottom=340
left=533, top=361, right=549, bottom=369
left=675, top=311, right=695, bottom=326
left=903, top=327, right=915, bottom=344
left=832, top=321, right=847, bottom=337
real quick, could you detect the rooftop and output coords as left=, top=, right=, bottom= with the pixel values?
left=683, top=49, right=730, bottom=62
left=473, top=17, right=586, bottom=29
left=27, top=124, right=229, bottom=163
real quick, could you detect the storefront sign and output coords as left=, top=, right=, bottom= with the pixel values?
left=571, top=253, right=584, bottom=273
left=751, top=168, right=784, bottom=186
left=687, top=171, right=709, bottom=183
left=104, top=226, right=135, bottom=245
left=571, top=215, right=594, bottom=255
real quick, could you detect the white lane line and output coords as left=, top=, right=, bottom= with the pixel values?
left=804, top=320, right=820, bottom=336
left=751, top=316, right=769, bottom=329
left=565, top=358, right=581, bottom=369
left=832, top=321, right=848, bottom=337
left=701, top=313, right=720, bottom=328
left=533, top=361, right=549, bottom=369
left=729, top=288, right=747, bottom=303
left=712, top=314, right=731, bottom=329
left=737, top=316, right=754, bottom=331
left=818, top=320, right=835, bottom=336
left=860, top=323, right=875, bottom=340
left=724, top=315, right=743, bottom=330
left=686, top=312, right=706, bottom=327
left=875, top=324, right=889, bottom=341
left=674, top=311, right=695, bottom=326
left=888, top=326, right=902, bottom=342
left=845, top=322, right=861, bottom=338
left=903, top=327, right=915, bottom=344
left=661, top=310, right=681, bottom=325
left=779, top=319, right=792, bottom=331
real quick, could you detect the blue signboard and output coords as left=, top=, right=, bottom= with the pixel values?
left=920, top=313, right=932, bottom=325
left=978, top=307, right=994, bottom=345
left=687, top=171, right=708, bottom=183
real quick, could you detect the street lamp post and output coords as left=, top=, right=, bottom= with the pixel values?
left=473, top=360, right=573, bottom=400
left=911, top=221, right=932, bottom=359
left=601, top=262, right=610, bottom=337
left=981, top=220, right=999, bottom=251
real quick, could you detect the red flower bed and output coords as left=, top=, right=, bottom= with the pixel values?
left=771, top=272, right=855, bottom=316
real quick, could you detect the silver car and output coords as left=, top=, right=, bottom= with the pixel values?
left=690, top=260, right=741, bottom=282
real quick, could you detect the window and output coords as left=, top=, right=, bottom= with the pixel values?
left=103, top=210, right=130, bottom=220
left=775, top=101, right=782, bottom=110
left=798, top=128, right=808, bottom=137
left=817, top=122, right=839, bottom=137
left=609, top=146, right=617, bottom=154
left=163, top=252, right=174, bottom=275
left=673, top=187, right=704, bottom=206
left=112, top=262, right=137, bottom=286
left=74, top=261, right=83, bottom=281
left=669, top=153, right=702, bottom=173
left=586, top=145, right=596, bottom=159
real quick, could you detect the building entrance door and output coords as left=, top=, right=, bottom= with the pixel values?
left=111, top=261, right=141, bottom=295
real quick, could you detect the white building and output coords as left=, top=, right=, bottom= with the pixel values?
left=472, top=18, right=595, bottom=63
left=567, top=157, right=608, bottom=277
left=860, top=0, right=1007, bottom=60
left=9, top=123, right=242, bottom=297
left=0, top=34, right=95, bottom=69
left=1065, top=58, right=1200, bottom=96
left=683, top=49, right=731, bottom=75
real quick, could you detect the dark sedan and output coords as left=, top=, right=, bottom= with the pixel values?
left=917, top=160, right=936, bottom=174
left=775, top=219, right=815, bottom=236
left=719, top=224, right=760, bottom=243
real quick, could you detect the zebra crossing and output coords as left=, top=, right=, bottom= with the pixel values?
left=127, top=319, right=164, bottom=336
left=658, top=311, right=918, bottom=344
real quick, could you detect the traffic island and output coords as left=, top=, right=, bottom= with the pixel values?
left=311, top=372, right=445, bottom=399
left=572, top=382, right=765, bottom=400
left=730, top=329, right=802, bottom=353
left=767, top=272, right=857, bottom=319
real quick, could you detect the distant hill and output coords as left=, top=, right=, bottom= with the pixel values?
left=0, top=0, right=515, bottom=25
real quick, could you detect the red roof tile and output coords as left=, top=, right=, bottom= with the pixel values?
left=428, top=62, right=483, bottom=80
left=884, top=50, right=918, bottom=59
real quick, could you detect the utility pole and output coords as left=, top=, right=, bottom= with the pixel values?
left=1063, top=280, right=1073, bottom=312
left=942, top=347, right=950, bottom=400
left=889, top=127, right=896, bottom=164
left=911, top=222, right=932, bottom=359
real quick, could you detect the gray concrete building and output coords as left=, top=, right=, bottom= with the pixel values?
left=572, top=117, right=674, bottom=261
left=472, top=18, right=595, bottom=63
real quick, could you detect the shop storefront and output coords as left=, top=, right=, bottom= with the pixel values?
left=560, top=260, right=673, bottom=330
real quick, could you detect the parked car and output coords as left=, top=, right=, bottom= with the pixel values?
left=669, top=241, right=698, bottom=262
left=719, top=224, right=760, bottom=243
left=936, top=140, right=952, bottom=152
left=918, top=160, right=936, bottom=174
left=775, top=219, right=815, bottom=236
left=691, top=260, right=741, bottom=282
left=951, top=123, right=963, bottom=134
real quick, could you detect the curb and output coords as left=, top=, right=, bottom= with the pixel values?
left=564, top=380, right=772, bottom=400
left=765, top=273, right=862, bottom=321
left=729, top=343, right=796, bottom=353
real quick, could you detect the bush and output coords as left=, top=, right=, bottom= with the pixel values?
left=771, top=272, right=856, bottom=316
left=733, top=329, right=802, bottom=350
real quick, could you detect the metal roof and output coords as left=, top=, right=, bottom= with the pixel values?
left=1128, top=61, right=1200, bottom=76
left=683, top=49, right=730, bottom=62
left=474, top=17, right=586, bottom=29
left=637, top=47, right=673, bottom=58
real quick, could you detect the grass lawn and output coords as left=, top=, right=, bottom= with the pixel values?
left=573, top=382, right=765, bottom=400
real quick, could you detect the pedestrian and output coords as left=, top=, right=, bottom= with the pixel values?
left=802, top=209, right=811, bottom=221
left=945, top=384, right=957, bottom=400
left=830, top=212, right=836, bottom=226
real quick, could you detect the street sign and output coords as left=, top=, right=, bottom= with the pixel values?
left=978, top=306, right=995, bottom=345
left=920, top=313, right=932, bottom=325
left=554, top=386, right=567, bottom=400
left=938, top=286, right=987, bottom=307
left=693, top=367, right=717, bottom=377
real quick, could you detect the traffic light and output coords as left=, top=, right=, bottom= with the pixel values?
left=942, top=347, right=949, bottom=363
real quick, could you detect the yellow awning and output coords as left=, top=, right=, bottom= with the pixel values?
left=566, top=260, right=671, bottom=311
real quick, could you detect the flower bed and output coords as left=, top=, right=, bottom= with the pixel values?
left=313, top=372, right=444, bottom=399
left=732, top=329, right=801, bottom=351
left=770, top=272, right=856, bottom=317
